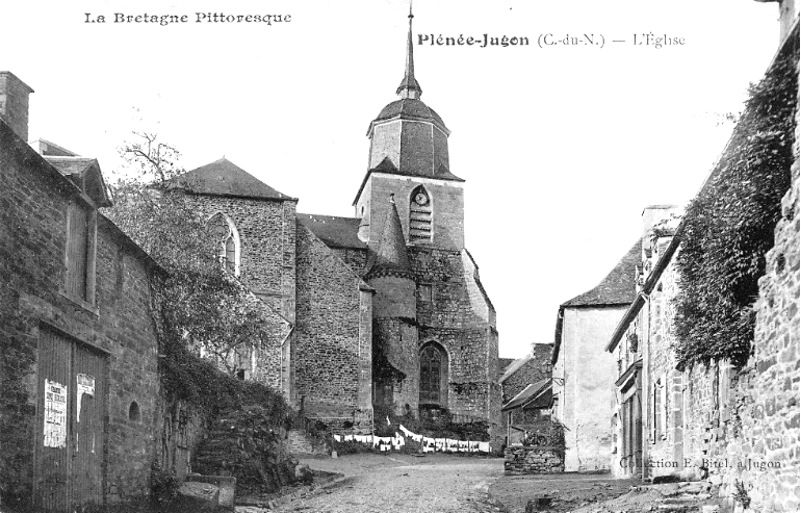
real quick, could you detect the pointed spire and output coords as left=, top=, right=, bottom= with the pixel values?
left=396, top=3, right=422, bottom=100
left=366, top=194, right=414, bottom=280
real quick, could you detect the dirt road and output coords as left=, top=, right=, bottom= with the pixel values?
left=274, top=454, right=505, bottom=513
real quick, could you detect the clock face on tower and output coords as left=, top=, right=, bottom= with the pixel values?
left=414, top=192, right=429, bottom=206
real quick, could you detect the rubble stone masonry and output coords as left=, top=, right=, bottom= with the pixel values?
left=294, top=223, right=373, bottom=427
left=410, top=246, right=500, bottom=444
left=720, top=159, right=800, bottom=513
left=0, top=124, right=159, bottom=505
left=183, top=193, right=297, bottom=323
left=504, top=445, right=565, bottom=475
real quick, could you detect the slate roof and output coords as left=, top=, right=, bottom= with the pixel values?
left=561, top=240, right=641, bottom=307
left=0, top=120, right=159, bottom=272
left=170, top=158, right=295, bottom=201
left=364, top=198, right=413, bottom=280
left=45, top=156, right=97, bottom=180
left=501, top=379, right=552, bottom=411
left=552, top=240, right=641, bottom=364
left=45, top=156, right=112, bottom=207
left=498, top=358, right=516, bottom=375
left=373, top=99, right=447, bottom=132
left=499, top=355, right=533, bottom=384
left=296, top=214, right=366, bottom=250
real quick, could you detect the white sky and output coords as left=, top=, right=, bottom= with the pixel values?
left=1, top=0, right=782, bottom=357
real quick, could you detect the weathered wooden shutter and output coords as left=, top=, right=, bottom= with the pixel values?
left=660, top=377, right=667, bottom=439
left=651, top=381, right=659, bottom=442
left=65, top=203, right=89, bottom=300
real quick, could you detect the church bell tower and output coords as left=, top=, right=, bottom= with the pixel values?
left=354, top=7, right=466, bottom=252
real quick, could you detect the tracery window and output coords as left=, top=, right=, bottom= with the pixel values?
left=420, top=342, right=448, bottom=406
left=207, top=212, right=240, bottom=276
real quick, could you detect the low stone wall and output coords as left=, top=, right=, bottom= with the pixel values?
left=288, top=429, right=330, bottom=456
left=504, top=445, right=565, bottom=474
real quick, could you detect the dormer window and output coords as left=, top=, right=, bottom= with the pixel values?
left=409, top=185, right=432, bottom=242
left=207, top=213, right=241, bottom=276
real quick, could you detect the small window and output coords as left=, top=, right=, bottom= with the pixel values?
left=128, top=401, right=141, bottom=422
left=236, top=369, right=246, bottom=381
left=418, top=283, right=433, bottom=302
left=65, top=200, right=97, bottom=304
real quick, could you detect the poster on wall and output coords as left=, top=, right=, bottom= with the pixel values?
left=76, top=373, right=95, bottom=422
left=43, top=379, right=67, bottom=448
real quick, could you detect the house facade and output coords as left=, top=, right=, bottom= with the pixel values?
left=0, top=72, right=161, bottom=510
left=604, top=13, right=799, bottom=512
left=551, top=241, right=640, bottom=472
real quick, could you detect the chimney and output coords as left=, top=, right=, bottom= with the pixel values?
left=0, top=72, right=34, bottom=142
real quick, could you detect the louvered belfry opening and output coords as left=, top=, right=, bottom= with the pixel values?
left=409, top=185, right=432, bottom=243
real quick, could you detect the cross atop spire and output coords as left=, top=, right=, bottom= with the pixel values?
left=396, top=3, right=422, bottom=99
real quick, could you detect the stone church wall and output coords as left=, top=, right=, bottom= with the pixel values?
left=332, top=247, right=368, bottom=276
left=362, top=175, right=465, bottom=251
left=410, top=247, right=500, bottom=443
left=294, top=224, right=372, bottom=428
left=183, top=194, right=297, bottom=323
left=0, top=124, right=159, bottom=505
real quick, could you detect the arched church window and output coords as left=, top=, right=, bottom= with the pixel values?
left=409, top=185, right=433, bottom=243
left=420, top=342, right=448, bottom=406
left=207, top=212, right=241, bottom=276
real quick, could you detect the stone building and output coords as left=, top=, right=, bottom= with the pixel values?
left=167, top=12, right=501, bottom=441
left=604, top=206, right=681, bottom=479
left=0, top=72, right=161, bottom=509
left=500, top=343, right=553, bottom=404
left=604, top=13, right=799, bottom=511
left=551, top=241, right=641, bottom=472
left=499, top=344, right=553, bottom=444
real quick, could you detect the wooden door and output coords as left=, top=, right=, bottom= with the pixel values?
left=35, top=330, right=106, bottom=512
left=35, top=331, right=72, bottom=512
left=72, top=345, right=106, bottom=507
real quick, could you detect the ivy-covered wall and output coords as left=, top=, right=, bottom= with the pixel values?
left=673, top=32, right=798, bottom=370
left=635, top=23, right=799, bottom=512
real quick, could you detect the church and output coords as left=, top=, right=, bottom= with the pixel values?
left=170, top=12, right=501, bottom=441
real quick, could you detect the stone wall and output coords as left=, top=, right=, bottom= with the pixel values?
left=504, top=445, right=565, bottom=475
left=183, top=194, right=297, bottom=324
left=357, top=174, right=465, bottom=252
left=717, top=158, right=799, bottom=513
left=641, top=235, right=686, bottom=480
left=404, top=245, right=500, bottom=444
left=0, top=123, right=159, bottom=506
left=294, top=223, right=372, bottom=427
left=636, top=26, right=800, bottom=513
